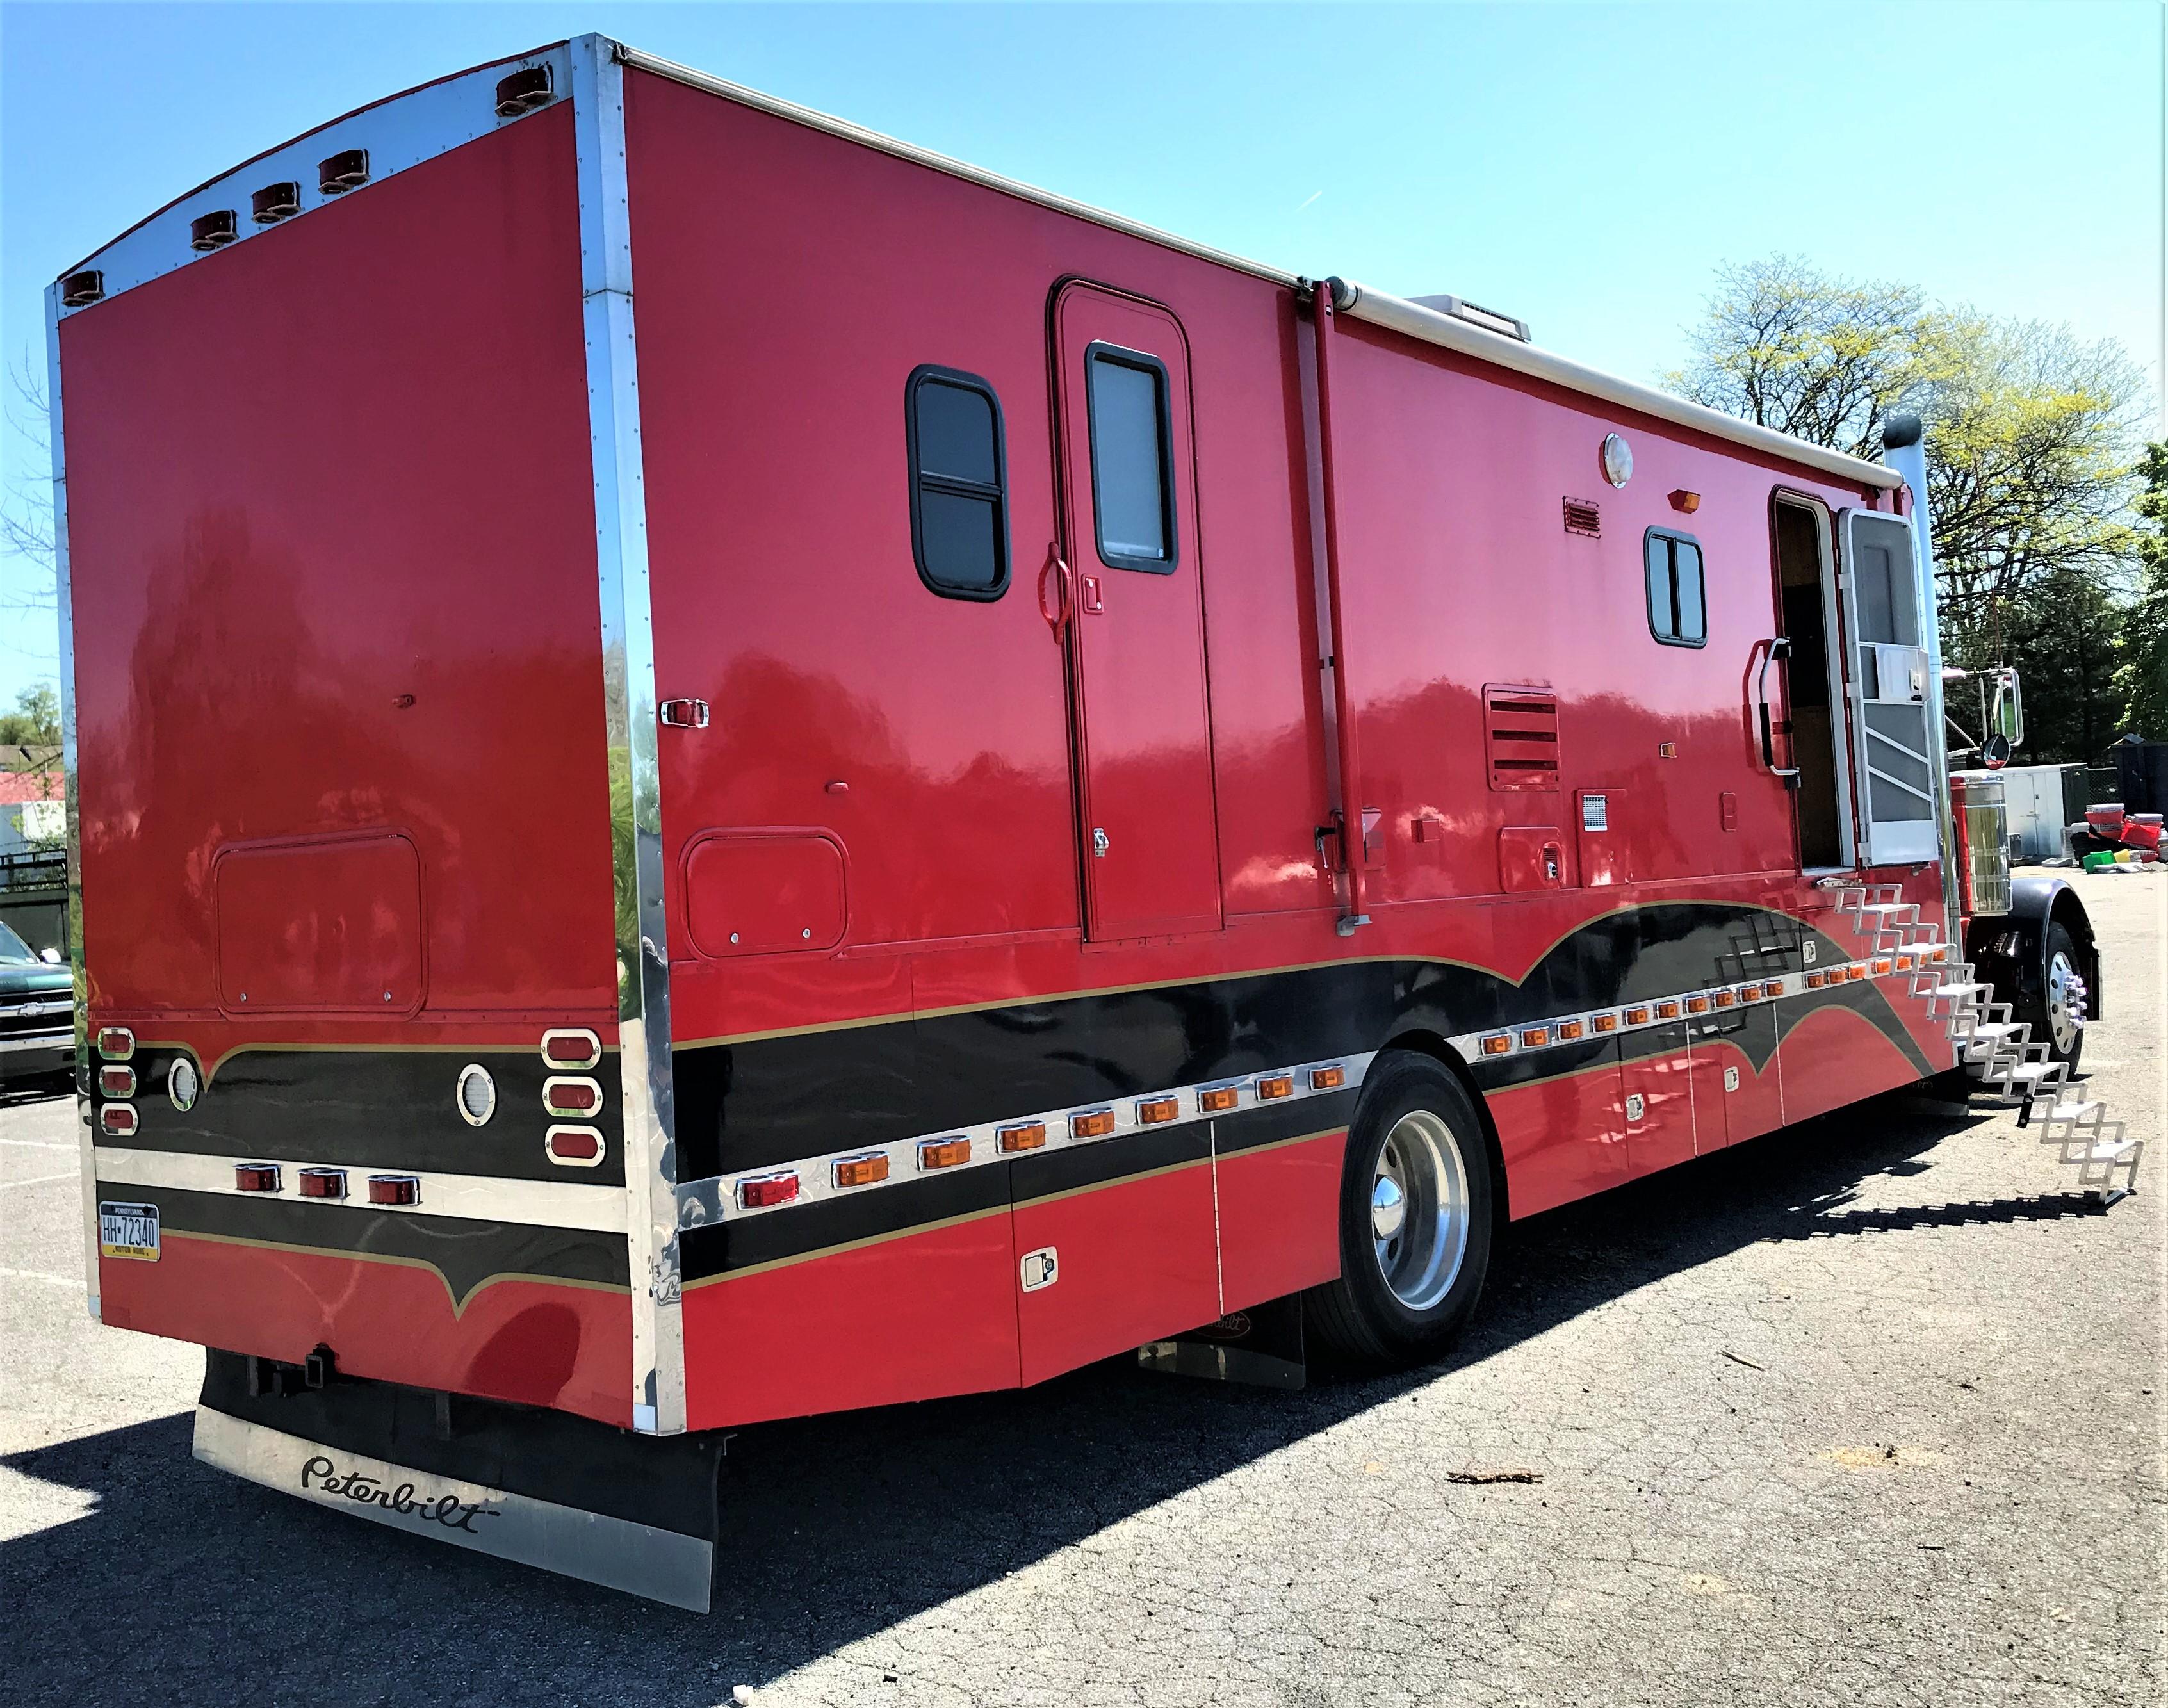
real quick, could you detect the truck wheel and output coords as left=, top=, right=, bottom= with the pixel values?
left=2025, top=921, right=2086, bottom=1071
left=1305, top=1051, right=1495, bottom=1367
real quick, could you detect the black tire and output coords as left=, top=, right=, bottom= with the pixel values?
left=1305, top=1050, right=1496, bottom=1367
left=2023, top=920, right=2087, bottom=1072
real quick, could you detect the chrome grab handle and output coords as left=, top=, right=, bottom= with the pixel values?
left=1757, top=637, right=1800, bottom=786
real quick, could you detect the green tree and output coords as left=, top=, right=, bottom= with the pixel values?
left=2112, top=443, right=2168, bottom=739
left=0, top=683, right=59, bottom=752
left=1669, top=257, right=2148, bottom=761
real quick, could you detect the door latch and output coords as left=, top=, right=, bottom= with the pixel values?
left=658, top=699, right=710, bottom=729
left=1091, top=827, right=1109, bottom=858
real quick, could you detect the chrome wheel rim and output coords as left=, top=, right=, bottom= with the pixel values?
left=2046, top=950, right=2079, bottom=1054
left=1371, top=1109, right=1470, bottom=1310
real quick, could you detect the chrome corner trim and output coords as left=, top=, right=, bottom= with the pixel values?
left=47, top=281, right=96, bottom=1323
left=53, top=44, right=573, bottom=319
left=193, top=1405, right=713, bottom=1612
left=92, top=1146, right=628, bottom=1231
left=573, top=34, right=682, bottom=1437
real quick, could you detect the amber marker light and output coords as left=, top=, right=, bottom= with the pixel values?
left=1196, top=1086, right=1240, bottom=1114
left=1556, top=1020, right=1585, bottom=1041
left=832, top=1152, right=890, bottom=1187
left=1713, top=990, right=1736, bottom=1008
left=736, top=1171, right=800, bottom=1209
left=1310, top=1064, right=1347, bottom=1090
left=1871, top=958, right=1893, bottom=975
left=1072, top=1108, right=1118, bottom=1137
left=1848, top=965, right=1867, bottom=982
left=1684, top=996, right=1709, bottom=1014
left=1478, top=1036, right=1511, bottom=1058
left=1256, top=1073, right=1296, bottom=1098
left=1136, top=1095, right=1180, bottom=1125
left=1516, top=1027, right=1547, bottom=1048
left=918, top=1137, right=972, bottom=1170
left=1737, top=984, right=1759, bottom=1002
left=367, top=1174, right=420, bottom=1206
left=1931, top=946, right=1948, bottom=962
left=1592, top=1013, right=1619, bottom=1033
left=1625, top=1006, right=1651, bottom=1025
left=1805, top=972, right=1825, bottom=988
left=1656, top=1000, right=1681, bottom=1020
left=1669, top=489, right=1701, bottom=513
left=997, top=1121, right=1048, bottom=1152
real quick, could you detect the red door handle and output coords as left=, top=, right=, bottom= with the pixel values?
left=1038, top=548, right=1073, bottom=637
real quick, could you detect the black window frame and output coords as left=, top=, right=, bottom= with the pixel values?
left=1082, top=340, right=1179, bottom=575
left=1643, top=527, right=1708, bottom=648
left=904, top=364, right=1011, bottom=601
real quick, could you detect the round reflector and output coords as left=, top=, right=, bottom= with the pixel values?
left=457, top=1063, right=496, bottom=1126
left=168, top=1057, right=200, bottom=1112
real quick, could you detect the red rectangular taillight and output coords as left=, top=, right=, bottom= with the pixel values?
left=99, top=1065, right=136, bottom=1098
left=297, top=1167, right=346, bottom=1199
left=99, top=1104, right=137, bottom=1137
left=366, top=1174, right=420, bottom=1206
left=736, top=1171, right=799, bottom=1210
left=234, top=1162, right=281, bottom=1192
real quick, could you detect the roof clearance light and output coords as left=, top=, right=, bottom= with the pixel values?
left=1072, top=1109, right=1118, bottom=1137
left=1136, top=1095, right=1180, bottom=1125
left=1310, top=1064, right=1347, bottom=1090
left=1255, top=1074, right=1296, bottom=1099
left=997, top=1121, right=1048, bottom=1153
left=736, top=1171, right=799, bottom=1210
left=918, top=1137, right=972, bottom=1170
left=1196, top=1086, right=1240, bottom=1114
left=832, top=1152, right=890, bottom=1187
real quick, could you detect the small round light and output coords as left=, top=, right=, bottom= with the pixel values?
left=168, top=1057, right=200, bottom=1112
left=1601, top=432, right=1633, bottom=488
left=457, top=1063, right=496, bottom=1126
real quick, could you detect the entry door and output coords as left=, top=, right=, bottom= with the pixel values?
left=1838, top=510, right=1937, bottom=865
left=1051, top=282, right=1222, bottom=939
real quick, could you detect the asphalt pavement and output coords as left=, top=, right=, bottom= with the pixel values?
left=3, top=872, right=2162, bottom=1707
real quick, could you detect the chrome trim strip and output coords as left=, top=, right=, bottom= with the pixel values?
left=616, top=41, right=1898, bottom=493
left=92, top=1146, right=626, bottom=1232
left=674, top=1052, right=1378, bottom=1229
left=0, top=1031, right=74, bottom=1053
left=573, top=35, right=683, bottom=1438
left=54, top=45, right=572, bottom=318
left=47, top=280, right=96, bottom=1323
left=193, top=1406, right=712, bottom=1612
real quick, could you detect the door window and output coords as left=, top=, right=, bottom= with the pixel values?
left=1084, top=344, right=1177, bottom=573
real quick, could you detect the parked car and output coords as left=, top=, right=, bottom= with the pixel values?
left=0, top=920, right=74, bottom=1092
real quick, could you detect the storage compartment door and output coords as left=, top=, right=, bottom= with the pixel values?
left=1839, top=511, right=1938, bottom=865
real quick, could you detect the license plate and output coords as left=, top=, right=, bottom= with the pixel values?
left=99, top=1200, right=159, bottom=1262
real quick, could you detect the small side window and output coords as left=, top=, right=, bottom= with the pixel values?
left=1084, top=343, right=1177, bottom=574
left=1645, top=529, right=1706, bottom=647
left=906, top=366, right=1010, bottom=599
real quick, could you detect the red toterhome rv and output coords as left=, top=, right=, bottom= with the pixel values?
left=49, top=37, right=2134, bottom=1609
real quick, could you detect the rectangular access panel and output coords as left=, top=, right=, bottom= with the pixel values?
left=1051, top=281, right=1223, bottom=940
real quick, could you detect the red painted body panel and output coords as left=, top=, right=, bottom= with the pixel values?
left=1214, top=1132, right=1347, bottom=1314
left=100, top=1237, right=632, bottom=1426
left=683, top=1215, right=1019, bottom=1430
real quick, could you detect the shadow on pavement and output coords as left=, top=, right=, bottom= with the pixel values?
left=1, top=1087, right=2016, bottom=1704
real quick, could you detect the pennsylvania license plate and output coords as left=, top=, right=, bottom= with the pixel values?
left=98, top=1201, right=159, bottom=1262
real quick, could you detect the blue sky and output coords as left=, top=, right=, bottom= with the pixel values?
left=1, top=1, right=2160, bottom=704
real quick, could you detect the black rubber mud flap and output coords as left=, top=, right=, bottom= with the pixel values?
left=195, top=1350, right=724, bottom=1610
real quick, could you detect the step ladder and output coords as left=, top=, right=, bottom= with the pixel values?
left=1827, top=884, right=2141, bottom=1203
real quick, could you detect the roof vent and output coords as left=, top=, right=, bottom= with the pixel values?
left=494, top=65, right=555, bottom=118
left=189, top=210, right=238, bottom=252
left=1563, top=497, right=1601, bottom=537
left=318, top=149, right=370, bottom=195
left=252, top=181, right=302, bottom=224
left=60, top=269, right=104, bottom=309
left=1410, top=293, right=1532, bottom=343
